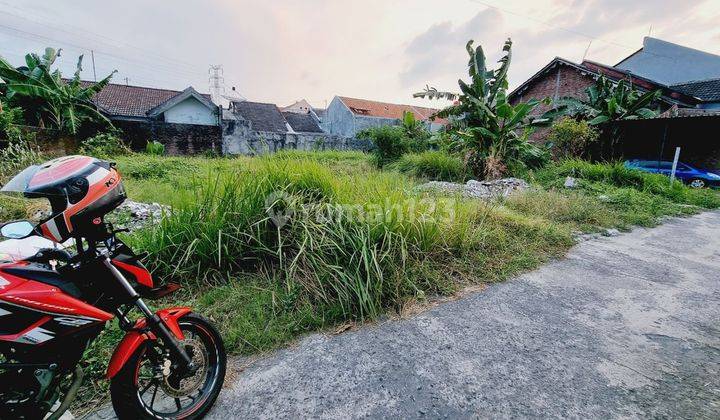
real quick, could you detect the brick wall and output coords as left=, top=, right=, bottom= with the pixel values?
left=510, top=63, right=596, bottom=143
left=114, top=120, right=220, bottom=155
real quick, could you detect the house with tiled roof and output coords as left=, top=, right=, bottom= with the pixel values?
left=615, top=37, right=720, bottom=86
left=80, top=81, right=221, bottom=155
left=508, top=37, right=720, bottom=169
left=670, top=78, right=720, bottom=109
left=324, top=96, right=445, bottom=138
left=509, top=37, right=720, bottom=115
left=84, top=81, right=219, bottom=126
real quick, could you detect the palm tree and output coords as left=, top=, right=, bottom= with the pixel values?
left=0, top=47, right=116, bottom=135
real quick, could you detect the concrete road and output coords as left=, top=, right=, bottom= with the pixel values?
left=208, top=212, right=720, bottom=419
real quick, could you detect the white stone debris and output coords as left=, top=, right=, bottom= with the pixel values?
left=416, top=178, right=530, bottom=200
left=109, top=200, right=170, bottom=231
left=564, top=176, right=577, bottom=188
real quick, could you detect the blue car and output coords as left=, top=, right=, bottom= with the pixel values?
left=624, top=159, right=720, bottom=188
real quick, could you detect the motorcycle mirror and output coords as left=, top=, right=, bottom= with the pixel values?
left=0, top=220, right=35, bottom=239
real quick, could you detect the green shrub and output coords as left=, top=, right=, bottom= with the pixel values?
left=0, top=195, right=30, bottom=222
left=119, top=155, right=197, bottom=180
left=0, top=103, right=23, bottom=142
left=547, top=118, right=599, bottom=158
left=391, top=151, right=466, bottom=182
left=0, top=140, right=42, bottom=181
left=359, top=125, right=427, bottom=168
left=504, top=189, right=615, bottom=231
left=79, top=133, right=130, bottom=158
left=145, top=140, right=165, bottom=156
left=536, top=159, right=720, bottom=209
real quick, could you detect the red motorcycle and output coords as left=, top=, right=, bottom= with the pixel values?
left=0, top=156, right=226, bottom=419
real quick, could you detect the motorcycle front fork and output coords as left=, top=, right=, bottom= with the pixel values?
left=102, top=258, right=196, bottom=373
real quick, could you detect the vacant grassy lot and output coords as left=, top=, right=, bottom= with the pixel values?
left=2, top=150, right=719, bottom=413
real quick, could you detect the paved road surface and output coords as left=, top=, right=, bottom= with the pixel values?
left=207, top=212, right=720, bottom=419
left=86, top=212, right=720, bottom=419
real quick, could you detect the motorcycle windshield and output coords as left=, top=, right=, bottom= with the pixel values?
left=0, top=164, right=42, bottom=195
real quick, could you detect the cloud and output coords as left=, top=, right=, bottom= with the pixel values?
left=400, top=9, right=503, bottom=88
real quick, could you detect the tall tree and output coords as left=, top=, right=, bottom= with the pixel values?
left=0, top=47, right=116, bottom=135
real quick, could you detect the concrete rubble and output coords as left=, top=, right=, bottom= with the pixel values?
left=416, top=178, right=530, bottom=200
left=108, top=200, right=170, bottom=231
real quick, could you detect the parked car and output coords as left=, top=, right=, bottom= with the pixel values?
left=624, top=159, right=720, bottom=188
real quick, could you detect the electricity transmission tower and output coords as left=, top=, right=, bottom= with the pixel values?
left=208, top=65, right=225, bottom=105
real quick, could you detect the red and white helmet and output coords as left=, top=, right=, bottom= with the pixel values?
left=0, top=155, right=126, bottom=243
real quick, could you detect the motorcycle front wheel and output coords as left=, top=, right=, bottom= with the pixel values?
left=110, top=314, right=226, bottom=419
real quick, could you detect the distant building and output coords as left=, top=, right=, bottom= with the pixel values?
left=615, top=37, right=720, bottom=86
left=89, top=83, right=219, bottom=126
left=670, top=79, right=720, bottom=110
left=282, top=112, right=325, bottom=133
left=222, top=101, right=370, bottom=155
left=86, top=82, right=221, bottom=154
left=281, top=99, right=314, bottom=114
left=509, top=58, right=698, bottom=115
left=324, top=96, right=445, bottom=138
left=281, top=99, right=325, bottom=130
left=509, top=37, right=720, bottom=170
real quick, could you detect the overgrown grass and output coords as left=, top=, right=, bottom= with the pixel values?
left=3, top=150, right=718, bottom=416
left=535, top=159, right=720, bottom=209
left=128, top=157, right=478, bottom=319
left=390, top=150, right=467, bottom=182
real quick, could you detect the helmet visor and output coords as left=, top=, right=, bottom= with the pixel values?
left=1, top=165, right=42, bottom=195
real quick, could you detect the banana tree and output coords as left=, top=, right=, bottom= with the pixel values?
left=415, top=39, right=557, bottom=179
left=0, top=47, right=116, bottom=135
left=557, top=75, right=661, bottom=125
left=556, top=75, right=661, bottom=158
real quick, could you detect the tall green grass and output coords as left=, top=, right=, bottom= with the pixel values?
left=536, top=159, right=720, bottom=208
left=129, top=157, right=479, bottom=319
left=390, top=151, right=467, bottom=182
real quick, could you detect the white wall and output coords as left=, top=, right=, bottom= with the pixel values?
left=164, top=97, right=217, bottom=126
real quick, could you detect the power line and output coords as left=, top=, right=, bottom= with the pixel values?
left=0, top=2, right=204, bottom=73
left=0, top=16, right=207, bottom=80
left=0, top=25, right=207, bottom=87
left=0, top=31, right=202, bottom=90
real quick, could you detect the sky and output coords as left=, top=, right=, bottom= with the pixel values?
left=2, top=0, right=720, bottom=109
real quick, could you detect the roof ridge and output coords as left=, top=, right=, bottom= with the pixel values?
left=338, top=95, right=441, bottom=112
left=233, top=100, right=281, bottom=107
left=72, top=78, right=211, bottom=96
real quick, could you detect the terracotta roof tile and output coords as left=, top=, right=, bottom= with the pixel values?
left=338, top=96, right=446, bottom=123
left=76, top=81, right=211, bottom=118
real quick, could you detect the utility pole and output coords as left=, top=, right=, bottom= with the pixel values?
left=91, top=50, right=97, bottom=82
left=208, top=65, right=225, bottom=105
left=124, top=77, right=130, bottom=86
left=582, top=41, right=592, bottom=61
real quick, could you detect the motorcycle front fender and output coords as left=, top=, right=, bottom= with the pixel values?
left=106, top=307, right=192, bottom=379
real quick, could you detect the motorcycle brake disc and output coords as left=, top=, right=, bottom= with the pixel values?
left=160, top=338, right=208, bottom=398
